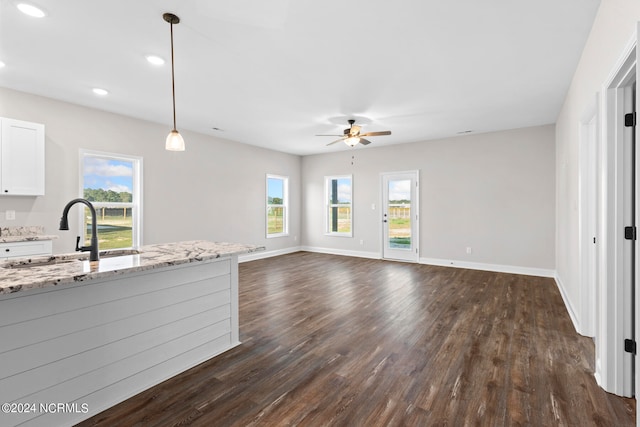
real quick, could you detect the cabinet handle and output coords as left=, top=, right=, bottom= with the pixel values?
left=5, top=249, right=9, bottom=252
left=3, top=190, right=7, bottom=193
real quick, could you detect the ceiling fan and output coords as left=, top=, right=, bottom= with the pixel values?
left=317, top=119, right=391, bottom=147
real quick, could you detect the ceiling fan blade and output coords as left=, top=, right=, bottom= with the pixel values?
left=326, top=137, right=345, bottom=146
left=350, top=124, right=361, bottom=135
left=359, top=138, right=372, bottom=145
left=360, top=130, right=391, bottom=137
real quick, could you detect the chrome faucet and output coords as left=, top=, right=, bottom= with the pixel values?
left=59, top=198, right=99, bottom=261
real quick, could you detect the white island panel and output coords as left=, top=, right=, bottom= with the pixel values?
left=0, top=254, right=242, bottom=427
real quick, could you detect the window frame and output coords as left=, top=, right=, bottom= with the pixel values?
left=79, top=149, right=143, bottom=249
left=266, top=174, right=289, bottom=238
left=324, top=174, right=353, bottom=237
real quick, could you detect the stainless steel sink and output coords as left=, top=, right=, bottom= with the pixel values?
left=98, top=249, right=141, bottom=258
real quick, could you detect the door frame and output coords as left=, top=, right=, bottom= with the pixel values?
left=380, top=170, right=419, bottom=262
left=597, top=29, right=638, bottom=397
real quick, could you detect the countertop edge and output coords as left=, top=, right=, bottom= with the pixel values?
left=0, top=241, right=265, bottom=296
left=0, top=235, right=59, bottom=243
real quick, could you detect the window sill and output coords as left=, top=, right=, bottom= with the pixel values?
left=324, top=233, right=353, bottom=238
left=266, top=233, right=289, bottom=239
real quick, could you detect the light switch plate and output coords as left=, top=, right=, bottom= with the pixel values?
left=6, top=210, right=16, bottom=220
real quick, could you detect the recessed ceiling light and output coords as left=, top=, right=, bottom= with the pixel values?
left=16, top=3, right=46, bottom=18
left=145, top=55, right=165, bottom=66
left=92, top=88, right=109, bottom=96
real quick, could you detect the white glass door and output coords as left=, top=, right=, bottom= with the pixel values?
left=382, top=171, right=419, bottom=262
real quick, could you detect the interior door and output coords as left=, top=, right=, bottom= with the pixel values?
left=382, top=171, right=419, bottom=262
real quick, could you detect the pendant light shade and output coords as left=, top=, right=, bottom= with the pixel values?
left=166, top=129, right=185, bottom=151
left=163, top=12, right=185, bottom=151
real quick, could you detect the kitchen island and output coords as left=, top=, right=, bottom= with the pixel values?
left=0, top=240, right=263, bottom=427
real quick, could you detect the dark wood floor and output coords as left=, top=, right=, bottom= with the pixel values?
left=78, top=252, right=635, bottom=426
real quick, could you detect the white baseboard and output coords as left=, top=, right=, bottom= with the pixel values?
left=553, top=273, right=582, bottom=334
left=594, top=358, right=603, bottom=388
left=300, top=246, right=381, bottom=260
left=238, top=246, right=302, bottom=263
left=419, top=257, right=556, bottom=278
left=241, top=248, right=557, bottom=281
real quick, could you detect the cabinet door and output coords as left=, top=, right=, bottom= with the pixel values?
left=1, top=118, right=45, bottom=196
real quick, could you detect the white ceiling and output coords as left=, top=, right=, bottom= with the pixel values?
left=0, top=0, right=600, bottom=155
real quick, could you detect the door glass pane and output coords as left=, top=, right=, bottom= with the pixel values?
left=387, top=179, right=411, bottom=249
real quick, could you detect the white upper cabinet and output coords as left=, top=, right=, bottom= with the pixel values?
left=0, top=117, right=45, bottom=196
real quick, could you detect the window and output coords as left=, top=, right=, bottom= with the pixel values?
left=80, top=150, right=142, bottom=250
left=266, top=174, right=288, bottom=237
left=325, top=175, right=352, bottom=236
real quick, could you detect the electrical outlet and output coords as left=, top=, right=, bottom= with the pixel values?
left=360, top=239, right=364, bottom=245
left=466, top=247, right=472, bottom=254
left=5, top=210, right=15, bottom=220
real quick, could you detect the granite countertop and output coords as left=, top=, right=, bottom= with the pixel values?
left=0, top=235, right=59, bottom=243
left=0, top=225, right=58, bottom=243
left=0, top=240, right=264, bottom=295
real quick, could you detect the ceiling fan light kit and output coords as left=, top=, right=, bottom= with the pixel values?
left=345, top=136, right=360, bottom=147
left=318, top=119, right=391, bottom=148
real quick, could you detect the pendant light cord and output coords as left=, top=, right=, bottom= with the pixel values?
left=170, top=20, right=177, bottom=132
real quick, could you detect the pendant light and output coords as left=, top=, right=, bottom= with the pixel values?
left=163, top=12, right=185, bottom=151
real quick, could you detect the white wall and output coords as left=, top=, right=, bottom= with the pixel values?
left=0, top=86, right=556, bottom=274
left=0, top=87, right=301, bottom=255
left=555, top=0, right=640, bottom=332
left=302, top=125, right=556, bottom=272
